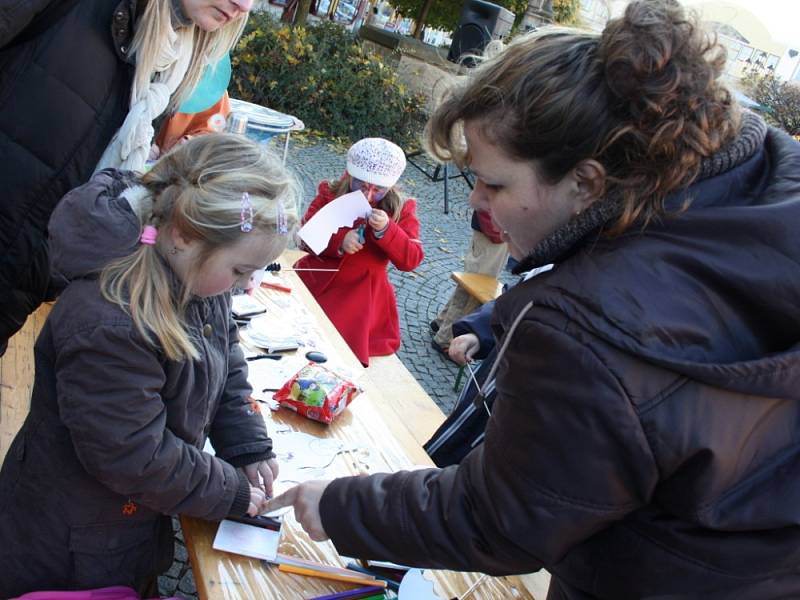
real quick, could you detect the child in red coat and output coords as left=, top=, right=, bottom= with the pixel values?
left=295, top=138, right=424, bottom=365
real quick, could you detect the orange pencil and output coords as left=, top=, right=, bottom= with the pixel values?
left=277, top=563, right=387, bottom=587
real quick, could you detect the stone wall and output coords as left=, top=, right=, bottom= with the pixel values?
left=359, top=27, right=465, bottom=115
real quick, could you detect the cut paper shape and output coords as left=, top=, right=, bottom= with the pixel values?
left=298, top=191, right=371, bottom=255
left=398, top=569, right=447, bottom=600
left=271, top=430, right=355, bottom=483
left=212, top=518, right=281, bottom=561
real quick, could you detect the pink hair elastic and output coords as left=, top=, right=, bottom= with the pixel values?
left=140, top=225, right=158, bottom=245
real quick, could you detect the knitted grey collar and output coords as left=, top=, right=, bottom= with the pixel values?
left=171, top=0, right=192, bottom=27
left=513, top=111, right=768, bottom=274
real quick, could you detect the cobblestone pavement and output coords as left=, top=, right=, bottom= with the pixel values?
left=159, top=137, right=514, bottom=598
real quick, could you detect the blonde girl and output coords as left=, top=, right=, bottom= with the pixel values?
left=0, top=134, right=298, bottom=597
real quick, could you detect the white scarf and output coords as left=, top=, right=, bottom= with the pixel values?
left=95, top=26, right=195, bottom=173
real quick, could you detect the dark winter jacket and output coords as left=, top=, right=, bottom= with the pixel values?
left=0, top=170, right=272, bottom=597
left=0, top=0, right=136, bottom=354
left=318, top=127, right=800, bottom=599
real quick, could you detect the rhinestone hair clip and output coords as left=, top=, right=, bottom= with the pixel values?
left=276, top=199, right=288, bottom=235
left=240, top=192, right=254, bottom=233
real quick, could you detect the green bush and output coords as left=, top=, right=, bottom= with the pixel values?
left=231, top=13, right=428, bottom=147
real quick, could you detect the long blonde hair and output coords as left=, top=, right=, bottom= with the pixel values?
left=101, top=134, right=300, bottom=362
left=131, top=0, right=248, bottom=112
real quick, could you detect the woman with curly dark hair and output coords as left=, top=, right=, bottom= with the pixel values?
left=267, top=1, right=800, bottom=597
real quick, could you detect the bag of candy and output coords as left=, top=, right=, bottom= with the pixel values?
left=273, top=362, right=361, bottom=424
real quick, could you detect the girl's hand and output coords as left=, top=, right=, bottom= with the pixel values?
left=263, top=480, right=331, bottom=541
left=242, top=458, right=280, bottom=498
left=341, top=229, right=364, bottom=254
left=248, top=484, right=268, bottom=516
left=368, top=209, right=389, bottom=232
left=448, top=333, right=480, bottom=365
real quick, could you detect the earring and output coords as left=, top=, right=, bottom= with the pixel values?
left=170, top=246, right=179, bottom=255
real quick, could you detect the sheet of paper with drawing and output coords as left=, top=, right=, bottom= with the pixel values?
left=298, top=190, right=371, bottom=255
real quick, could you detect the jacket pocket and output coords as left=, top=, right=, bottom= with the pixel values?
left=68, top=519, right=166, bottom=589
left=0, top=419, right=34, bottom=512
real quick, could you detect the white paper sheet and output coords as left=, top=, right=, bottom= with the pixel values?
left=246, top=354, right=307, bottom=392
left=297, top=190, right=371, bottom=255
left=212, top=519, right=281, bottom=561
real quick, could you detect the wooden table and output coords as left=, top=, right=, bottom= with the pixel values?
left=181, top=250, right=537, bottom=599
left=451, top=272, right=503, bottom=305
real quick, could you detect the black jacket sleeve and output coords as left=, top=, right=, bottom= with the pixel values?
left=208, top=312, right=273, bottom=466
left=319, top=313, right=658, bottom=574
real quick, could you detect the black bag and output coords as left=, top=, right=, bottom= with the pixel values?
left=424, top=347, right=498, bottom=467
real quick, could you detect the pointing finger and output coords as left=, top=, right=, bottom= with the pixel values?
left=263, top=486, right=298, bottom=513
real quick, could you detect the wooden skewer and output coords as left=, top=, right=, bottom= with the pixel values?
left=264, top=263, right=338, bottom=272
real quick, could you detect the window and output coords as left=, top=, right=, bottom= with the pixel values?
left=737, top=45, right=753, bottom=62
left=312, top=0, right=332, bottom=15
left=766, top=54, right=779, bottom=70
left=333, top=0, right=360, bottom=23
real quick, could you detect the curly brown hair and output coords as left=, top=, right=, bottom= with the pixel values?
left=425, top=0, right=740, bottom=233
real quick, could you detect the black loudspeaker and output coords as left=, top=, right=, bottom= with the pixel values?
left=447, top=0, right=515, bottom=65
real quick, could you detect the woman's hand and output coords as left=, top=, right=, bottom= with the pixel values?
left=448, top=333, right=480, bottom=365
left=341, top=229, right=364, bottom=255
left=368, top=208, right=389, bottom=232
left=242, top=458, right=280, bottom=498
left=263, top=480, right=332, bottom=541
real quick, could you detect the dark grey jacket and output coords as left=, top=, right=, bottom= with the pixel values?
left=0, top=0, right=136, bottom=354
left=0, top=170, right=271, bottom=596
left=319, top=127, right=800, bottom=599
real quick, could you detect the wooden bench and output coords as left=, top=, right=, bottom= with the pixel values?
left=451, top=271, right=503, bottom=305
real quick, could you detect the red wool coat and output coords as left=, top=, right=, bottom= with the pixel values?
left=295, top=182, right=424, bottom=365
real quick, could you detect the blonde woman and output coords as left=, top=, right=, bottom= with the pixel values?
left=0, top=0, right=254, bottom=356
left=0, top=134, right=298, bottom=596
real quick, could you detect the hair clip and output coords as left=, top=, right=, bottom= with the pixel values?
left=240, top=192, right=254, bottom=233
left=140, top=225, right=158, bottom=246
left=276, top=200, right=288, bottom=235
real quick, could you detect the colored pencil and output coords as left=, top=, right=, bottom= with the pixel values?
left=273, top=554, right=370, bottom=577
left=345, top=562, right=401, bottom=592
left=260, top=281, right=292, bottom=293
left=278, top=563, right=386, bottom=587
left=305, top=585, right=385, bottom=600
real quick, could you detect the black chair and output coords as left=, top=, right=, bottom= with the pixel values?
left=405, top=150, right=474, bottom=214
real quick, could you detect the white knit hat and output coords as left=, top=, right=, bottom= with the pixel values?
left=346, top=138, right=407, bottom=188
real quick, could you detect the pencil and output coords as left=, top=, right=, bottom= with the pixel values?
left=278, top=563, right=386, bottom=587
left=260, top=281, right=292, bottom=293
left=345, top=562, right=401, bottom=592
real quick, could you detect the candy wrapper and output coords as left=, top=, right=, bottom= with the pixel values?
left=273, top=362, right=362, bottom=424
